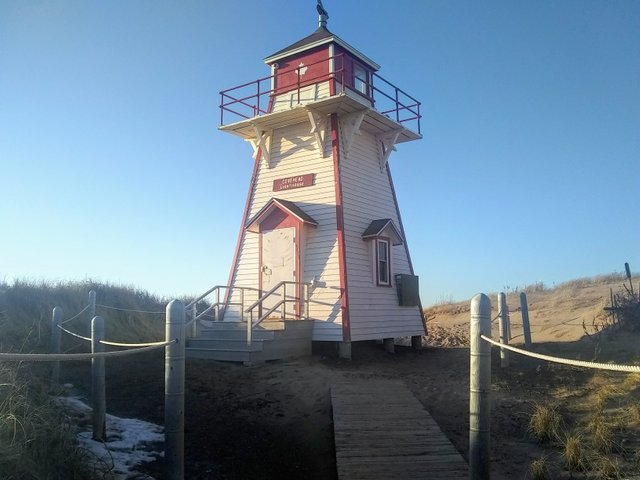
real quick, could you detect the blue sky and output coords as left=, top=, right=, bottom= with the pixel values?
left=1, top=1, right=638, bottom=305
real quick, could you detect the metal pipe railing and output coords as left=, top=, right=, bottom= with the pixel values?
left=219, top=52, right=422, bottom=134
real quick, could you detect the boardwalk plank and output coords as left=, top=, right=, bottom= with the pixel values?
left=331, top=380, right=468, bottom=479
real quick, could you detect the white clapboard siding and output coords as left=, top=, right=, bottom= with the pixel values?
left=229, top=120, right=343, bottom=340
left=339, top=123, right=424, bottom=341
left=271, top=81, right=331, bottom=113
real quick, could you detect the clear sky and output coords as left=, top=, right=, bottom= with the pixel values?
left=1, top=1, right=638, bottom=306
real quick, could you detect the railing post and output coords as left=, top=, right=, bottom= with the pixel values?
left=520, top=292, right=532, bottom=349
left=240, top=288, right=244, bottom=323
left=165, top=300, right=185, bottom=480
left=247, top=310, right=253, bottom=346
left=306, top=284, right=310, bottom=320
left=297, top=66, right=301, bottom=104
left=470, top=293, right=491, bottom=480
left=190, top=304, right=197, bottom=338
left=282, top=283, right=287, bottom=320
left=91, top=315, right=106, bottom=441
left=256, top=80, right=261, bottom=116
left=498, top=292, right=509, bottom=368
left=51, top=306, right=62, bottom=387
left=88, top=290, right=96, bottom=338
left=218, top=288, right=222, bottom=322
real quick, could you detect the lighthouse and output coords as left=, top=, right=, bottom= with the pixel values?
left=191, top=4, right=425, bottom=361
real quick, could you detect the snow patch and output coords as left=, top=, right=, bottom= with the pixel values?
left=55, top=396, right=163, bottom=479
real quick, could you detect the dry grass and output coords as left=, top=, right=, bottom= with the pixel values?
left=528, top=456, right=551, bottom=480
left=529, top=403, right=562, bottom=443
left=0, top=363, right=91, bottom=479
left=562, top=432, right=586, bottom=473
left=0, top=279, right=171, bottom=478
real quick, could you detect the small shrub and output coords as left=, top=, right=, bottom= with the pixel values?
left=529, top=403, right=562, bottom=443
left=529, top=456, right=550, bottom=480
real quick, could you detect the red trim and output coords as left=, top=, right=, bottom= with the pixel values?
left=295, top=223, right=301, bottom=318
left=222, top=96, right=275, bottom=320
left=258, top=229, right=263, bottom=319
left=386, top=165, right=427, bottom=332
left=331, top=113, right=351, bottom=341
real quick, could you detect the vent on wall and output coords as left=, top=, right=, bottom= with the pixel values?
left=395, top=274, right=420, bottom=307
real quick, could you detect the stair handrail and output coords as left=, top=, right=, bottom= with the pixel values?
left=186, top=285, right=260, bottom=336
left=244, top=281, right=311, bottom=346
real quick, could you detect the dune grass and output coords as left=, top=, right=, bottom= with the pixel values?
left=0, top=279, right=172, bottom=479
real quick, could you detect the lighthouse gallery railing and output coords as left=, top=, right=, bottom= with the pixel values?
left=219, top=53, right=421, bottom=134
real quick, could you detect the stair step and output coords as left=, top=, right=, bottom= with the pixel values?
left=186, top=320, right=314, bottom=363
left=186, top=338, right=264, bottom=351
left=186, top=348, right=251, bottom=362
left=198, top=329, right=275, bottom=340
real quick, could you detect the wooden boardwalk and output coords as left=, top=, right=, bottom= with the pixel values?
left=331, top=380, right=468, bottom=480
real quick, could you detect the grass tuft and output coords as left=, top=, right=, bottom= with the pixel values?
left=562, top=432, right=586, bottom=473
left=528, top=456, right=550, bottom=480
left=529, top=403, right=562, bottom=443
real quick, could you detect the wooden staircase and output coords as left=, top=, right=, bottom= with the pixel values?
left=185, top=320, right=314, bottom=363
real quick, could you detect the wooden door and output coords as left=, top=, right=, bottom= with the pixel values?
left=261, top=227, right=296, bottom=316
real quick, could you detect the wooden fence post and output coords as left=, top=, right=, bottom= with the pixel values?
left=470, top=293, right=491, bottom=480
left=88, top=290, right=96, bottom=338
left=519, top=292, right=532, bottom=349
left=498, top=292, right=509, bottom=368
left=51, top=306, right=62, bottom=387
left=91, top=315, right=106, bottom=441
left=165, top=300, right=185, bottom=480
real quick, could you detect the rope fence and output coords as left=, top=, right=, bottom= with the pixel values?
left=57, top=324, right=92, bottom=342
left=60, top=303, right=90, bottom=325
left=1, top=291, right=188, bottom=479
left=95, top=303, right=164, bottom=315
left=480, top=334, right=640, bottom=373
left=0, top=342, right=173, bottom=362
left=469, top=289, right=639, bottom=479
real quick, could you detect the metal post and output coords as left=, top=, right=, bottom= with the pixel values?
left=91, top=315, right=106, bottom=441
left=165, top=300, right=185, bottom=480
left=282, top=283, right=287, bottom=319
left=190, top=305, right=197, bottom=338
left=51, top=306, right=62, bottom=387
left=470, top=293, right=491, bottom=480
left=519, top=292, right=532, bottom=349
left=498, top=292, right=509, bottom=368
left=219, top=288, right=223, bottom=322
left=88, top=290, right=96, bottom=338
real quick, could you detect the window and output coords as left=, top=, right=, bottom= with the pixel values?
left=376, top=238, right=391, bottom=286
left=353, top=63, right=368, bottom=96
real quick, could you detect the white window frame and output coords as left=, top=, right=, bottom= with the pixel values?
left=353, top=63, right=368, bottom=96
left=376, top=238, right=391, bottom=286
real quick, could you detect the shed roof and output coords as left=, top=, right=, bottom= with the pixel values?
left=361, top=219, right=404, bottom=245
left=246, top=198, right=318, bottom=233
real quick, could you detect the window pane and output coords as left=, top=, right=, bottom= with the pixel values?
left=354, top=65, right=367, bottom=95
left=377, top=240, right=389, bottom=284
left=378, top=241, right=387, bottom=261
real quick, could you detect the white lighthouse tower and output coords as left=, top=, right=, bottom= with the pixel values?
left=188, top=4, right=425, bottom=361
